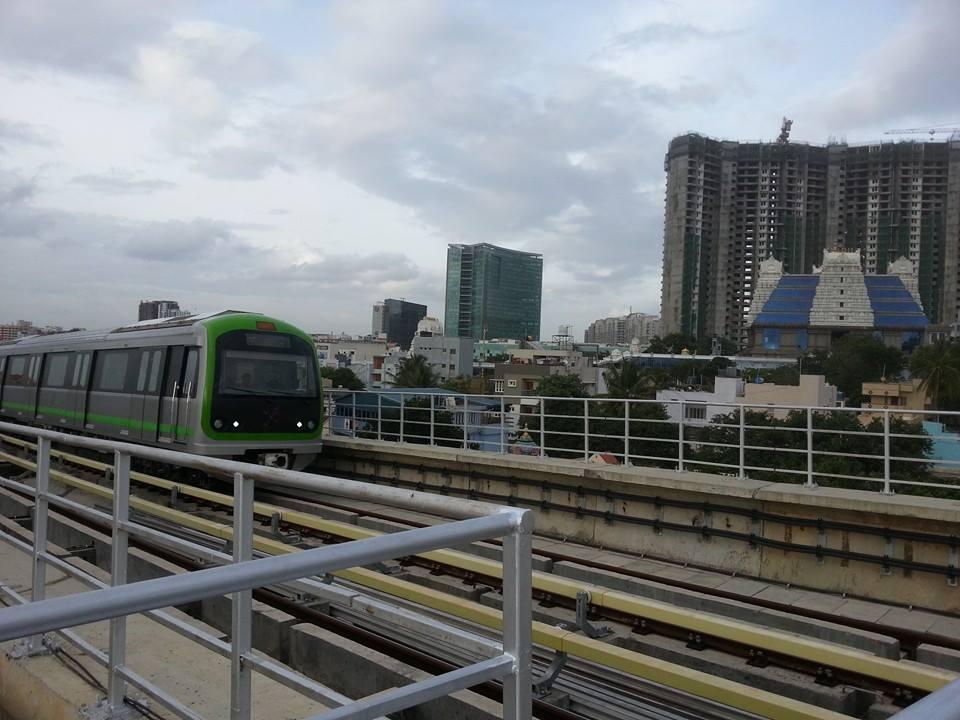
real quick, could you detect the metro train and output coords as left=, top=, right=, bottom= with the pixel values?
left=0, top=311, right=323, bottom=469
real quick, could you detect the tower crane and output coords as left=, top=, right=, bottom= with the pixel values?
left=885, top=124, right=960, bottom=138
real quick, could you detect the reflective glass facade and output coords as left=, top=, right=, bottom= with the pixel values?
left=444, top=243, right=543, bottom=341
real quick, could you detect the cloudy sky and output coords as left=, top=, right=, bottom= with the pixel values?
left=2, top=0, right=958, bottom=337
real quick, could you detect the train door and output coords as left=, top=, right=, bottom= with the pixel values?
left=69, top=352, right=92, bottom=430
left=1, top=355, right=42, bottom=419
left=156, top=347, right=199, bottom=444
left=176, top=348, right=199, bottom=442
left=157, top=347, right=184, bottom=445
left=136, top=349, right=164, bottom=441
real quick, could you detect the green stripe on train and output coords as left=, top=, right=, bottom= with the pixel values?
left=0, top=402, right=195, bottom=436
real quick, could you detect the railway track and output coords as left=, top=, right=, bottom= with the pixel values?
left=1, top=434, right=957, bottom=719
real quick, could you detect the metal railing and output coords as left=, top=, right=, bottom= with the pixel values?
left=324, top=389, right=960, bottom=496
left=0, top=420, right=533, bottom=720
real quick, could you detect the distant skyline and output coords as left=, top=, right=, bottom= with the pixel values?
left=2, top=1, right=958, bottom=337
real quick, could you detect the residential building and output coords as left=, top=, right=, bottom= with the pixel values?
left=138, top=300, right=184, bottom=321
left=409, top=317, right=473, bottom=383
left=491, top=349, right=605, bottom=396
left=584, top=312, right=660, bottom=344
left=861, top=378, right=929, bottom=418
left=0, top=321, right=37, bottom=342
left=657, top=375, right=838, bottom=425
left=371, top=298, right=427, bottom=350
left=746, top=249, right=928, bottom=357
left=660, top=133, right=960, bottom=344
left=444, top=243, right=543, bottom=341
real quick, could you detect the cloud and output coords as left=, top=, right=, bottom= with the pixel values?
left=0, top=0, right=172, bottom=77
left=820, top=0, right=960, bottom=129
left=0, top=119, right=57, bottom=152
left=71, top=169, right=177, bottom=195
left=606, top=22, right=739, bottom=51
left=190, top=145, right=286, bottom=180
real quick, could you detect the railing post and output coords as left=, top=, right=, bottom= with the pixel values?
left=377, top=393, right=382, bottom=441
left=583, top=398, right=589, bottom=461
left=882, top=410, right=893, bottom=495
left=430, top=397, right=436, bottom=445
left=400, top=392, right=405, bottom=443
left=108, top=450, right=131, bottom=711
left=500, top=396, right=506, bottom=454
left=738, top=406, right=746, bottom=480
left=231, top=471, right=253, bottom=720
left=678, top=401, right=685, bottom=472
left=351, top=392, right=357, bottom=438
left=805, top=408, right=816, bottom=488
left=28, top=436, right=51, bottom=653
left=624, top=400, right=630, bottom=466
left=539, top=398, right=545, bottom=455
left=502, top=511, right=533, bottom=720
left=462, top=394, right=468, bottom=449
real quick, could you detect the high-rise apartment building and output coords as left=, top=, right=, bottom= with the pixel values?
left=444, top=243, right=543, bottom=341
left=584, top=312, right=661, bottom=344
left=371, top=298, right=427, bottom=350
left=660, top=134, right=960, bottom=343
left=138, top=300, right=184, bottom=322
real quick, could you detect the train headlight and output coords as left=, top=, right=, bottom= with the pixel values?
left=307, top=420, right=316, bottom=430
left=232, top=420, right=240, bottom=428
left=213, top=419, right=223, bottom=429
left=296, top=421, right=303, bottom=428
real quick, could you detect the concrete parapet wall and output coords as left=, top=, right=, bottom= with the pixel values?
left=320, top=437, right=960, bottom=613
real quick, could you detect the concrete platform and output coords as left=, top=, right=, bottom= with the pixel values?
left=0, top=534, right=326, bottom=719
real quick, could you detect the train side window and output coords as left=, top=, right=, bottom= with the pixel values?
left=182, top=348, right=199, bottom=398
left=27, top=356, right=41, bottom=387
left=94, top=350, right=133, bottom=392
left=6, top=356, right=27, bottom=386
left=42, top=354, right=71, bottom=388
left=136, top=351, right=150, bottom=392
left=72, top=353, right=91, bottom=389
left=147, top=350, right=163, bottom=393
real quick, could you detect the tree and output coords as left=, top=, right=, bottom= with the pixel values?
left=533, top=375, right=587, bottom=458
left=392, top=354, right=439, bottom=388
left=319, top=366, right=364, bottom=390
left=910, top=339, right=960, bottom=411
left=822, top=335, right=904, bottom=406
left=442, top=376, right=474, bottom=394
left=605, top=361, right=657, bottom=399
left=645, top=334, right=696, bottom=354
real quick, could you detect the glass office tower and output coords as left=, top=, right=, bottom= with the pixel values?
left=444, top=243, right=543, bottom=341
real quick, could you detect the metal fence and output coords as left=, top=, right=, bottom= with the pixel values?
left=324, top=389, right=960, bottom=496
left=0, top=420, right=533, bottom=720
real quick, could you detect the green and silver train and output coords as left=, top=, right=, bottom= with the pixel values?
left=0, top=311, right=323, bottom=469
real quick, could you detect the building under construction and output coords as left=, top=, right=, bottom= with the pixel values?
left=659, top=126, right=960, bottom=344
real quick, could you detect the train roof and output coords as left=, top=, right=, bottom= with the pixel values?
left=0, top=310, right=261, bottom=350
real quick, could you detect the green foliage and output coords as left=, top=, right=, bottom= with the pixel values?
left=319, top=366, right=364, bottom=390
left=358, top=396, right=466, bottom=448
left=442, top=376, right=474, bottom=393
left=392, top=354, right=439, bottom=388
left=742, top=363, right=801, bottom=386
left=645, top=334, right=737, bottom=355
left=910, top=339, right=960, bottom=411
left=822, top=335, right=904, bottom=406
left=688, top=409, right=935, bottom=493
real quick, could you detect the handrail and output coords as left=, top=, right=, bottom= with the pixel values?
left=0, top=421, right=534, bottom=720
left=323, top=388, right=960, bottom=496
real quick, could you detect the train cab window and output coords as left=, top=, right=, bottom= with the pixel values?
left=42, top=354, right=71, bottom=388
left=94, top=350, right=134, bottom=392
left=72, top=353, right=91, bottom=389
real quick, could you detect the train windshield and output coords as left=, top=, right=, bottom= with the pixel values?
left=216, top=331, right=317, bottom=398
